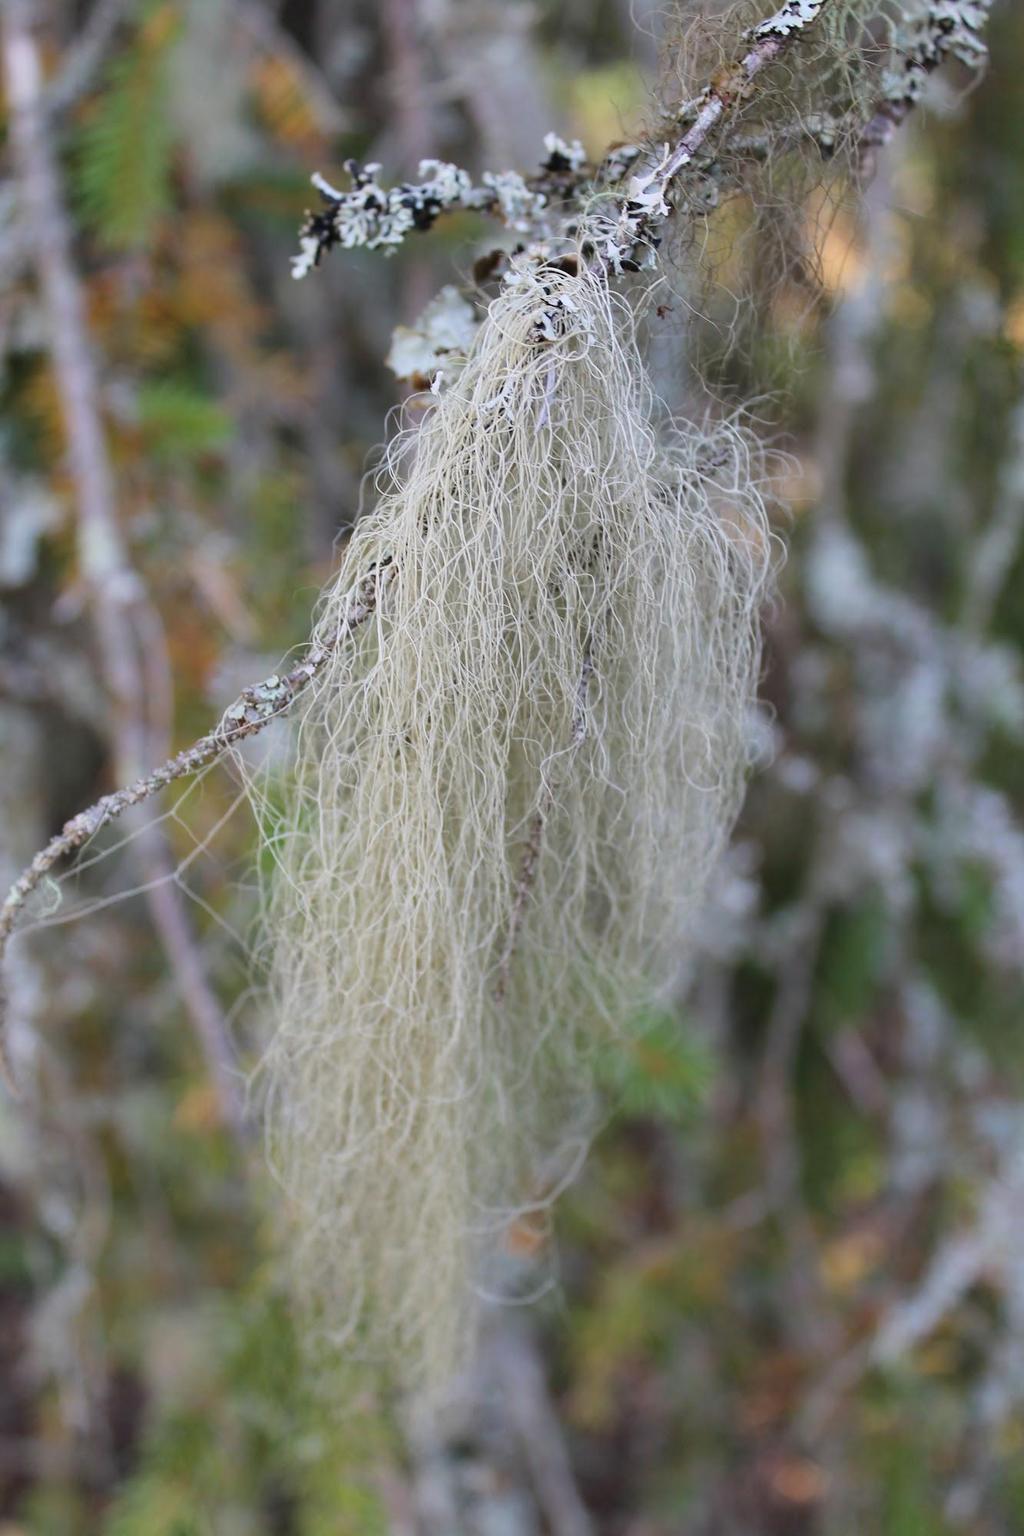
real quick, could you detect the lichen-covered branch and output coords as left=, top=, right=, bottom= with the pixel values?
left=293, top=0, right=834, bottom=281
left=295, top=0, right=997, bottom=294
left=860, top=0, right=993, bottom=155
left=594, top=0, right=834, bottom=272
left=291, top=133, right=598, bottom=277
left=0, top=564, right=388, bottom=1087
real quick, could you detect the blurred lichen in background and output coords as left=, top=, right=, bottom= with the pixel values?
left=0, top=0, right=1022, bottom=1532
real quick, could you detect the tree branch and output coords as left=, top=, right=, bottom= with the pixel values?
left=596, top=0, right=834, bottom=272
left=0, top=565, right=388, bottom=1088
left=859, top=0, right=993, bottom=160
left=290, top=134, right=598, bottom=278
left=493, top=1318, right=596, bottom=1536
left=294, top=0, right=996, bottom=288
left=232, top=0, right=347, bottom=138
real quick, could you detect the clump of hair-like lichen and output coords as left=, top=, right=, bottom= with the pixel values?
left=644, top=0, right=992, bottom=359
left=250, top=252, right=773, bottom=1394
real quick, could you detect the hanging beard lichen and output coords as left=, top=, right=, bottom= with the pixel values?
left=253, top=254, right=773, bottom=1393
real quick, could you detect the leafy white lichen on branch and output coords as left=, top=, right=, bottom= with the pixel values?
left=291, top=133, right=593, bottom=279
left=385, top=285, right=480, bottom=391
left=864, top=0, right=993, bottom=147
left=292, top=0, right=838, bottom=284
left=749, top=0, right=829, bottom=40
left=292, top=0, right=995, bottom=289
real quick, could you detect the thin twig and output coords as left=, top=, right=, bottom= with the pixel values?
left=755, top=899, right=833, bottom=1352
left=493, top=804, right=548, bottom=1007
left=0, top=566, right=388, bottom=1086
left=962, top=395, right=1024, bottom=633
left=379, top=0, right=437, bottom=323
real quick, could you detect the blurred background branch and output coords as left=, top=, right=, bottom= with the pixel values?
left=1, top=0, right=243, bottom=1136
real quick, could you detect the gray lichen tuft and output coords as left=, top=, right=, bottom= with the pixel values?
left=253, top=254, right=774, bottom=1393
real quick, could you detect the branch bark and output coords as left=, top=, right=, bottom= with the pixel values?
left=493, top=1318, right=596, bottom=1536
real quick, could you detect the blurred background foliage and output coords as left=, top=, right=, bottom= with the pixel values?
left=0, top=0, right=1023, bottom=1532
